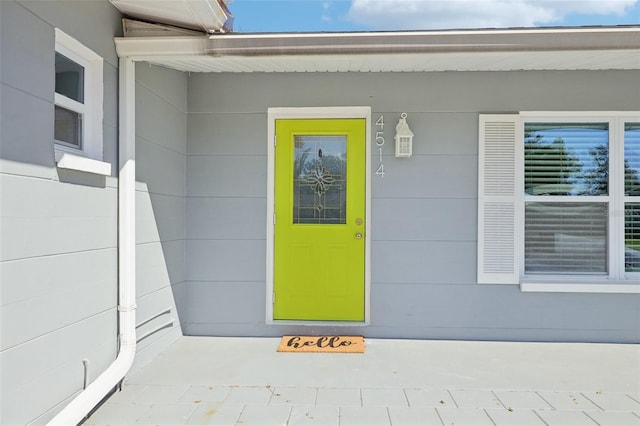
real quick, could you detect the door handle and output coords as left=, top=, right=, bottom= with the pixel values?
left=355, top=233, right=363, bottom=240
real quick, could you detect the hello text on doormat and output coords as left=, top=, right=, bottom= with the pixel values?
left=277, top=336, right=365, bottom=353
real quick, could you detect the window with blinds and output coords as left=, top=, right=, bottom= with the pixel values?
left=479, top=113, right=640, bottom=288
left=523, top=123, right=609, bottom=275
left=625, top=123, right=640, bottom=272
left=525, top=202, right=608, bottom=274
left=524, top=123, right=609, bottom=196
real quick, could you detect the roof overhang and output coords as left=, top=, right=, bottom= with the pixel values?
left=115, top=27, right=640, bottom=73
left=109, top=0, right=232, bottom=33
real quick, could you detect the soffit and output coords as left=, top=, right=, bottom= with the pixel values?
left=125, top=50, right=639, bottom=73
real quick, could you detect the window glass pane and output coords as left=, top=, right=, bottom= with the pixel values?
left=626, top=203, right=640, bottom=272
left=625, top=123, right=640, bottom=196
left=524, top=123, right=608, bottom=196
left=293, top=135, right=347, bottom=224
left=525, top=202, right=608, bottom=275
left=55, top=52, right=84, bottom=103
left=54, top=105, right=82, bottom=149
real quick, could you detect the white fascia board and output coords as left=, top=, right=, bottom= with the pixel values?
left=110, top=0, right=228, bottom=33
left=116, top=26, right=640, bottom=59
left=185, top=0, right=228, bottom=32
left=114, top=31, right=640, bottom=72
left=205, top=27, right=640, bottom=52
left=209, top=26, right=640, bottom=40
left=115, top=36, right=208, bottom=58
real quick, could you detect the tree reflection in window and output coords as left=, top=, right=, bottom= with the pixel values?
left=625, top=124, right=640, bottom=272
left=524, top=123, right=608, bottom=196
left=523, top=123, right=609, bottom=275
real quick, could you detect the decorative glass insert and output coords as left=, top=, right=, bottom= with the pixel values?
left=55, top=52, right=84, bottom=103
left=524, top=123, right=609, bottom=196
left=293, top=135, right=347, bottom=224
left=54, top=105, right=82, bottom=149
left=524, top=202, right=608, bottom=275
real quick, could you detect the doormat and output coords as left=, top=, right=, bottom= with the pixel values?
left=277, top=336, right=365, bottom=353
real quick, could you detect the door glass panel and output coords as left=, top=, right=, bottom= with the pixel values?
left=293, top=135, right=347, bottom=224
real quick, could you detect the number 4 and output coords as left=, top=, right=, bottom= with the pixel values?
left=376, top=115, right=384, bottom=130
left=376, top=163, right=385, bottom=178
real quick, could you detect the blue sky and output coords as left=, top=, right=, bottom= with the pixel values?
left=228, top=0, right=640, bottom=32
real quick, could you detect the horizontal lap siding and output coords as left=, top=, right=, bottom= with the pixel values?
left=184, top=71, right=640, bottom=342
left=0, top=1, right=121, bottom=424
left=185, top=107, right=269, bottom=334
left=133, top=64, right=189, bottom=370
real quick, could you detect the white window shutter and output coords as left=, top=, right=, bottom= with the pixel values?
left=478, top=115, right=520, bottom=284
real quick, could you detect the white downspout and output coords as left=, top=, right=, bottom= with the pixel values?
left=48, top=57, right=137, bottom=426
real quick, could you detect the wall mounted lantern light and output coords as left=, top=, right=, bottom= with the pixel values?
left=394, top=113, right=414, bottom=158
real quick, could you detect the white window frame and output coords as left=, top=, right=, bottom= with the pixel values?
left=54, top=28, right=110, bottom=176
left=478, top=111, right=640, bottom=294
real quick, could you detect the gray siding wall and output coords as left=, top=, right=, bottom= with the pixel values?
left=1, top=2, right=187, bottom=423
left=0, top=1, right=121, bottom=424
left=185, top=71, right=640, bottom=342
left=133, top=63, right=187, bottom=369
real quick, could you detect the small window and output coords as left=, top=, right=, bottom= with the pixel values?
left=54, top=29, right=108, bottom=175
left=54, top=51, right=86, bottom=150
left=55, top=52, right=84, bottom=103
left=54, top=105, right=83, bottom=149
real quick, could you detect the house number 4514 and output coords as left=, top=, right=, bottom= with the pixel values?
left=375, top=115, right=385, bottom=178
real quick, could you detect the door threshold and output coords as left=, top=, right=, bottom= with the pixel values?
left=268, top=319, right=369, bottom=327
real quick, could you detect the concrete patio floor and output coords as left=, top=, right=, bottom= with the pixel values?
left=85, top=337, right=640, bottom=425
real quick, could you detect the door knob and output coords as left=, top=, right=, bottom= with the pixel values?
left=355, top=233, right=363, bottom=240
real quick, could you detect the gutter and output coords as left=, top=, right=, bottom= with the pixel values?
left=202, top=27, right=640, bottom=56
left=113, top=26, right=640, bottom=73
left=48, top=57, right=137, bottom=426
left=115, top=26, right=640, bottom=59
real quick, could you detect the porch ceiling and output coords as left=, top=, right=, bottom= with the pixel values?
left=115, top=27, right=640, bottom=73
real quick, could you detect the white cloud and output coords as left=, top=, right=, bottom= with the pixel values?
left=347, top=0, right=638, bottom=30
left=322, top=1, right=332, bottom=22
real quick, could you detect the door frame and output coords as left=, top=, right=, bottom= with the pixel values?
left=266, top=107, right=372, bottom=325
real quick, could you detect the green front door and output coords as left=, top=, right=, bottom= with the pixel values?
left=274, top=119, right=366, bottom=321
